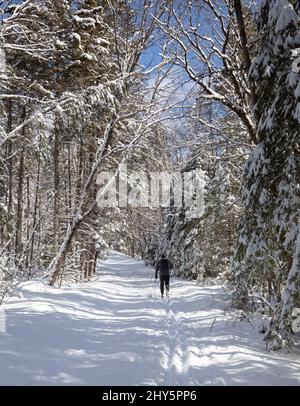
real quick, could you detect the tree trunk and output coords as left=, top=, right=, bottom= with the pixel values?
left=5, top=100, right=13, bottom=249
left=29, top=145, right=41, bottom=277
left=76, top=136, right=83, bottom=202
left=68, top=143, right=72, bottom=211
left=25, top=174, right=30, bottom=269
left=53, top=125, right=60, bottom=254
left=233, top=0, right=257, bottom=110
left=15, top=107, right=26, bottom=262
left=6, top=100, right=13, bottom=216
left=48, top=114, right=117, bottom=286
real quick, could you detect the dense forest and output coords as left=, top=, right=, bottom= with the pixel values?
left=1, top=0, right=300, bottom=354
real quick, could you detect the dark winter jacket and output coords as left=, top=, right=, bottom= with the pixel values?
left=155, top=258, right=173, bottom=278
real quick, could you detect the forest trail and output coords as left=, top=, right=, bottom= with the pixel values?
left=1, top=251, right=300, bottom=386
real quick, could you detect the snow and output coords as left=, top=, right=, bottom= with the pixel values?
left=259, top=189, right=269, bottom=205
left=55, top=40, right=66, bottom=49
left=96, top=38, right=110, bottom=46
left=294, top=81, right=300, bottom=98
left=274, top=2, right=299, bottom=33
left=81, top=53, right=95, bottom=61
left=294, top=102, right=300, bottom=122
left=1, top=251, right=300, bottom=386
left=73, top=15, right=96, bottom=28
left=0, top=47, right=6, bottom=72
left=281, top=227, right=300, bottom=312
left=70, top=33, right=81, bottom=43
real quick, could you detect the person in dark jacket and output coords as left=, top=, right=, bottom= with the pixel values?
left=155, top=254, right=173, bottom=298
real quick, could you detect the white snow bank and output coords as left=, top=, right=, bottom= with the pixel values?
left=0, top=251, right=300, bottom=386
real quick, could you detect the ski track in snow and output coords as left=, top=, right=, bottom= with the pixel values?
left=1, top=251, right=300, bottom=386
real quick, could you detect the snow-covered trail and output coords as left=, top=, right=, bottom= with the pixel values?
left=1, top=251, right=300, bottom=386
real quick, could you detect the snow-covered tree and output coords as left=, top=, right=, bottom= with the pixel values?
left=146, top=109, right=248, bottom=282
left=232, top=0, right=300, bottom=348
left=142, top=0, right=255, bottom=282
left=156, top=0, right=257, bottom=144
left=0, top=0, right=167, bottom=285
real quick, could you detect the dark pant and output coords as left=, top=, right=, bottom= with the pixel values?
left=160, top=275, right=170, bottom=296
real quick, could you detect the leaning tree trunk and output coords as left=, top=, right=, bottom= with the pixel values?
left=48, top=115, right=117, bottom=286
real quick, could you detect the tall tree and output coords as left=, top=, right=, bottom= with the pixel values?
left=0, top=0, right=167, bottom=285
left=232, top=0, right=300, bottom=349
left=156, top=0, right=257, bottom=144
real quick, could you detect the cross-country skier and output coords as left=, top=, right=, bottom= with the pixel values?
left=155, top=254, right=173, bottom=298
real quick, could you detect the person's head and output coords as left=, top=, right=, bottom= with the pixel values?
left=161, top=253, right=165, bottom=259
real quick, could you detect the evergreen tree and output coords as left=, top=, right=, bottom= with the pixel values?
left=232, top=0, right=300, bottom=348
